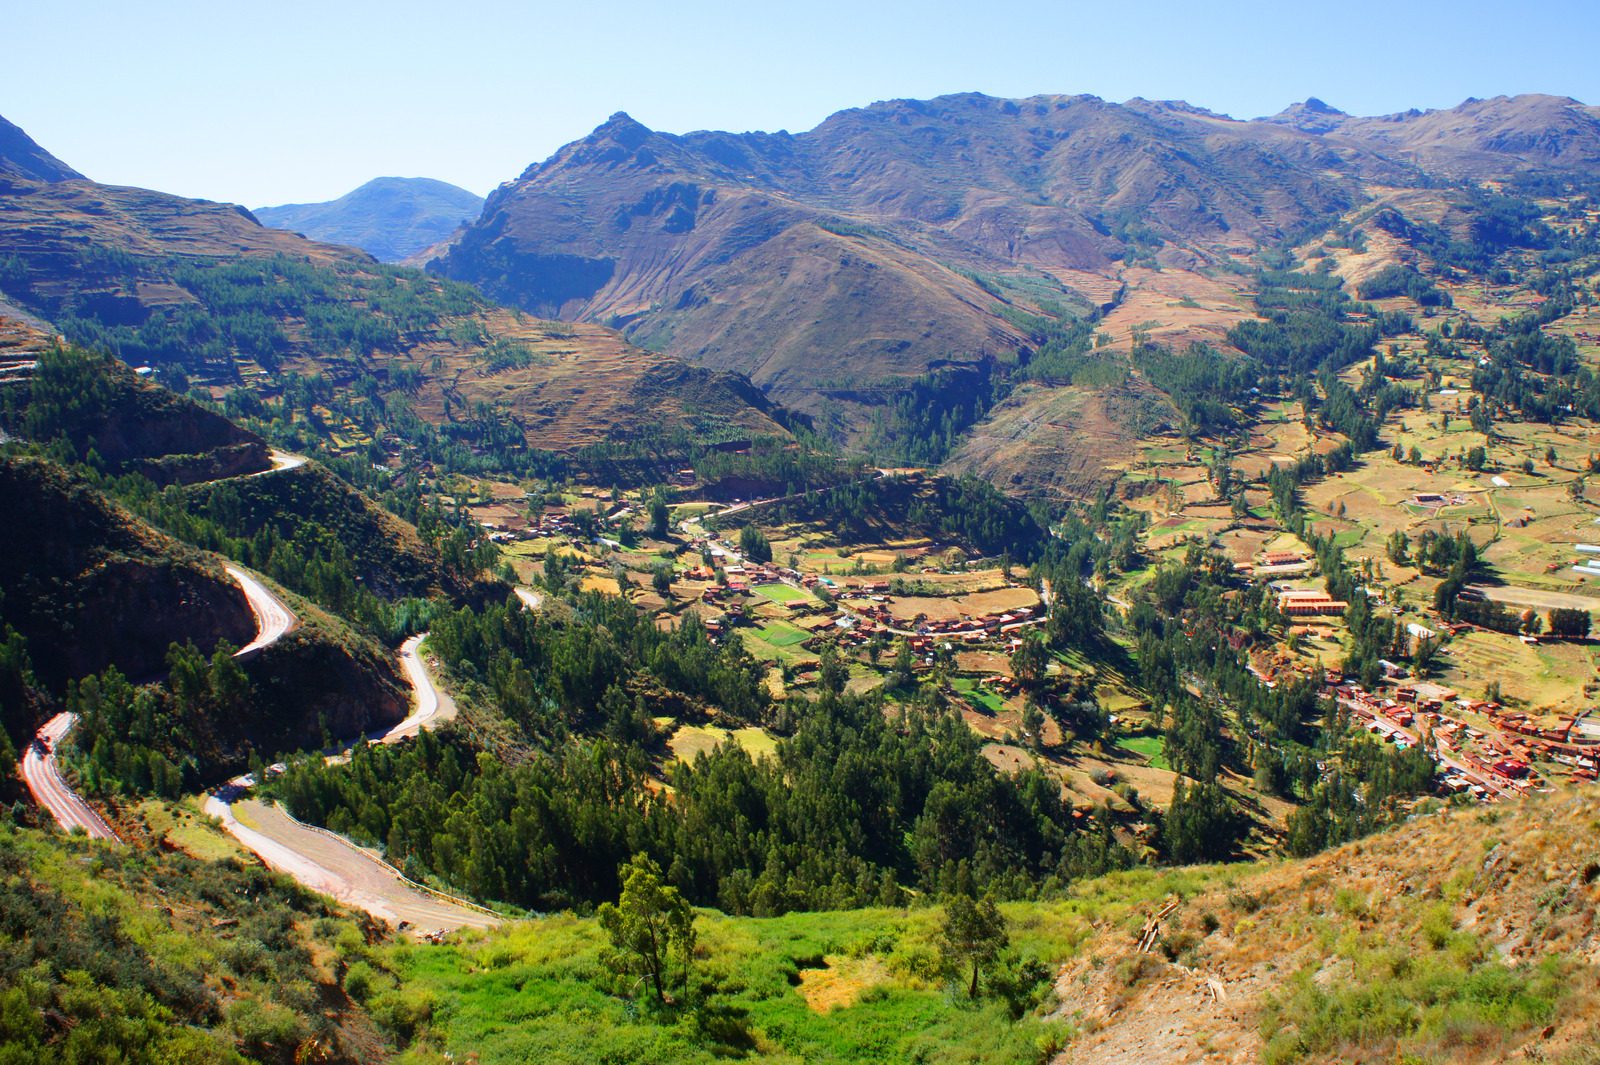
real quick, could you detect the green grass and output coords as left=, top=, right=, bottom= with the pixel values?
left=1331, top=527, right=1367, bottom=548
left=953, top=676, right=1007, bottom=715
left=754, top=620, right=811, bottom=647
left=0, top=820, right=380, bottom=1062
left=755, top=582, right=813, bottom=605
left=1259, top=907, right=1570, bottom=1064
left=386, top=896, right=1169, bottom=1065
left=1117, top=734, right=1169, bottom=769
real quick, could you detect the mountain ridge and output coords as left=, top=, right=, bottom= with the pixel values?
left=0, top=113, right=82, bottom=182
left=428, top=91, right=1600, bottom=442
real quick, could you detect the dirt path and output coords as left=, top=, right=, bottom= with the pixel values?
left=204, top=794, right=495, bottom=932
left=1467, top=582, right=1600, bottom=612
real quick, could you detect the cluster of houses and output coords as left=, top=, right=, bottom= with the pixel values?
left=1331, top=682, right=1510, bottom=800
left=1330, top=675, right=1600, bottom=798
left=1482, top=705, right=1600, bottom=780
left=685, top=533, right=1048, bottom=663
left=476, top=507, right=590, bottom=544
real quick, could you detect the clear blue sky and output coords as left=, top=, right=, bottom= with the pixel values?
left=8, top=0, right=1599, bottom=207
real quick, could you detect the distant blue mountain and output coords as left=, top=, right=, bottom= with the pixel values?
left=255, top=177, right=483, bottom=262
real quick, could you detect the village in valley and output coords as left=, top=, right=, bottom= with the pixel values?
left=1092, top=212, right=1600, bottom=815
left=352, top=186, right=1600, bottom=861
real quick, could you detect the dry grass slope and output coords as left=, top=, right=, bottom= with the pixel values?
left=1053, top=791, right=1600, bottom=1065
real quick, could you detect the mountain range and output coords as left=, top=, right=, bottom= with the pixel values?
left=255, top=176, right=484, bottom=262
left=425, top=92, right=1600, bottom=440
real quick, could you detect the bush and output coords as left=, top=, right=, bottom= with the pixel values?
left=343, top=961, right=376, bottom=1003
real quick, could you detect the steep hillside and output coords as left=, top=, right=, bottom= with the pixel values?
left=293, top=788, right=1600, bottom=1065
left=180, top=460, right=458, bottom=600
left=0, top=452, right=408, bottom=781
left=0, top=821, right=392, bottom=1063
left=1053, top=790, right=1600, bottom=1064
left=0, top=112, right=83, bottom=182
left=942, top=378, right=1175, bottom=496
left=0, top=114, right=791, bottom=468
left=0, top=454, right=257, bottom=694
left=1, top=346, right=271, bottom=484
left=256, top=176, right=484, bottom=262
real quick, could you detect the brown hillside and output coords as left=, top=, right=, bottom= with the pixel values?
left=360, top=310, right=791, bottom=451
left=943, top=380, right=1175, bottom=497
left=430, top=94, right=1393, bottom=428
left=0, top=119, right=789, bottom=457
left=1052, top=791, right=1600, bottom=1064
left=432, top=92, right=1600, bottom=447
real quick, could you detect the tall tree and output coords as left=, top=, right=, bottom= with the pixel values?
left=941, top=893, right=1008, bottom=998
left=597, top=854, right=697, bottom=1004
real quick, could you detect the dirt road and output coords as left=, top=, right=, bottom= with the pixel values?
left=379, top=635, right=458, bottom=743
left=20, top=713, right=121, bottom=842
left=251, top=449, right=307, bottom=476
left=204, top=790, right=495, bottom=931
left=210, top=630, right=496, bottom=931
left=1467, top=583, right=1600, bottom=613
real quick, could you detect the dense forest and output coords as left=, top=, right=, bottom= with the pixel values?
left=276, top=690, right=1132, bottom=915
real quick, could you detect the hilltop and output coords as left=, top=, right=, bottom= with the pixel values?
left=256, top=176, right=484, bottom=263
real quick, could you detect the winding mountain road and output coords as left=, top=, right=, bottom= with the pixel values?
left=205, top=630, right=491, bottom=931
left=20, top=538, right=301, bottom=841
left=19, top=713, right=120, bottom=842
left=19, top=447, right=508, bottom=930
left=226, top=565, right=298, bottom=656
